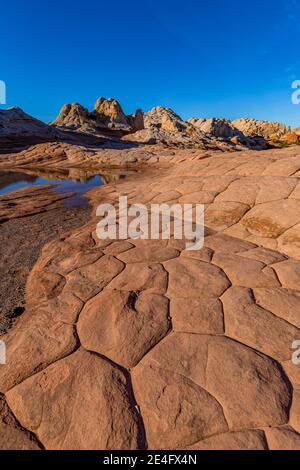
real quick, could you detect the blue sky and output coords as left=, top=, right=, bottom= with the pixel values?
left=1, top=0, right=300, bottom=126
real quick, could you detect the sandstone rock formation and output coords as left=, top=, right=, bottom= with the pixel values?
left=0, top=107, right=56, bottom=149
left=1, top=143, right=300, bottom=449
left=188, top=117, right=241, bottom=139
left=0, top=395, right=41, bottom=450
left=126, top=109, right=298, bottom=151
left=0, top=185, right=75, bottom=223
left=186, top=117, right=270, bottom=149
left=6, top=349, right=141, bottom=450
left=122, top=126, right=208, bottom=148
left=52, top=98, right=131, bottom=134
left=93, top=97, right=130, bottom=130
left=122, top=106, right=247, bottom=150
left=51, top=100, right=256, bottom=149
left=2, top=99, right=299, bottom=153
left=123, top=106, right=272, bottom=150
left=232, top=117, right=291, bottom=139
left=143, top=106, right=190, bottom=133
left=294, top=127, right=300, bottom=136
left=52, top=103, right=95, bottom=131
left=278, top=132, right=300, bottom=146
left=127, top=108, right=144, bottom=131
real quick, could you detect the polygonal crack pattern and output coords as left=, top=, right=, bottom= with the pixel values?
left=1, top=145, right=300, bottom=449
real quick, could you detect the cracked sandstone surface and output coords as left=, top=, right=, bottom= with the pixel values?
left=1, top=144, right=300, bottom=449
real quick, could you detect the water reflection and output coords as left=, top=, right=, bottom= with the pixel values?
left=0, top=167, right=132, bottom=206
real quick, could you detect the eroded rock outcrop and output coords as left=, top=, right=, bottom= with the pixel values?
left=142, top=106, right=190, bottom=133
left=2, top=99, right=299, bottom=152
left=232, top=117, right=291, bottom=140
left=0, top=107, right=56, bottom=149
left=51, top=103, right=95, bottom=132
left=122, top=108, right=244, bottom=150
left=188, top=117, right=241, bottom=139
left=93, top=97, right=131, bottom=130
left=52, top=98, right=131, bottom=134
left=123, top=106, right=270, bottom=150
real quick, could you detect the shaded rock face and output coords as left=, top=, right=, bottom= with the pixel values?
left=52, top=103, right=93, bottom=129
left=232, top=118, right=291, bottom=139
left=0, top=107, right=56, bottom=149
left=127, top=109, right=144, bottom=131
left=0, top=395, right=41, bottom=450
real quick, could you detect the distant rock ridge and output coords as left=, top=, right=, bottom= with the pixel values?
left=0, top=107, right=58, bottom=152
left=0, top=107, right=56, bottom=140
left=52, top=97, right=299, bottom=149
left=122, top=107, right=268, bottom=150
left=1, top=99, right=299, bottom=152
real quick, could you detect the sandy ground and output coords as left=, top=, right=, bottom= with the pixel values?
left=0, top=201, right=90, bottom=333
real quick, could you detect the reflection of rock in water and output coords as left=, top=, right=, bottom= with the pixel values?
left=66, top=168, right=129, bottom=184
left=0, top=167, right=98, bottom=183
left=0, top=171, right=37, bottom=191
left=0, top=167, right=131, bottom=191
left=100, top=172, right=128, bottom=184
left=67, top=168, right=99, bottom=182
left=1, top=168, right=70, bottom=182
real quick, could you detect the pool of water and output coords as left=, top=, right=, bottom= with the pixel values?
left=0, top=168, right=130, bottom=206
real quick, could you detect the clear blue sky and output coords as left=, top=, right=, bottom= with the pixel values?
left=1, top=0, right=300, bottom=126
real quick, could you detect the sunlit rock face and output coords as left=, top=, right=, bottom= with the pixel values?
left=93, top=97, right=131, bottom=130
left=188, top=117, right=243, bottom=139
left=232, top=118, right=291, bottom=139
left=52, top=98, right=132, bottom=134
